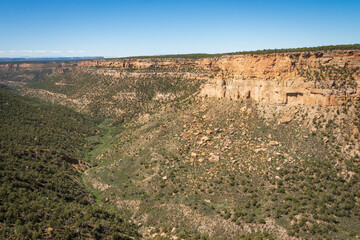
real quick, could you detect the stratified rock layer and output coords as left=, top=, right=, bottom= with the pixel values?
left=200, top=50, right=360, bottom=106
left=78, top=50, right=360, bottom=106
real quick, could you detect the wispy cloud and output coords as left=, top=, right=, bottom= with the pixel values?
left=0, top=50, right=61, bottom=54
left=0, top=50, right=88, bottom=54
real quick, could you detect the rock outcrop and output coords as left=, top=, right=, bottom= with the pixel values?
left=78, top=58, right=197, bottom=69
left=200, top=50, right=360, bottom=106
left=200, top=78, right=343, bottom=106
left=87, top=68, right=211, bottom=80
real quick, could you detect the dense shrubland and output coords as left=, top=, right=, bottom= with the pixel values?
left=0, top=89, right=139, bottom=239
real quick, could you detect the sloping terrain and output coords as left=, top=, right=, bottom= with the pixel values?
left=0, top=66, right=204, bottom=121
left=0, top=89, right=139, bottom=239
left=82, top=97, right=360, bottom=239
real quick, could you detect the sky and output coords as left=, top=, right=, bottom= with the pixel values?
left=0, top=0, right=359, bottom=58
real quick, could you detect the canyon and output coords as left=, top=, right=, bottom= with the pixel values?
left=1, top=47, right=360, bottom=239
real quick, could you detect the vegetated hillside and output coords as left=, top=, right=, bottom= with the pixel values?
left=0, top=89, right=139, bottom=239
left=83, top=96, right=360, bottom=240
left=0, top=67, right=204, bottom=121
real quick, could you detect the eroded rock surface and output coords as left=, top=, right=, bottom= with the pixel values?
left=77, top=50, right=360, bottom=106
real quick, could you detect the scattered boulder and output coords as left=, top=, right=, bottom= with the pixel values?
left=269, top=141, right=279, bottom=146
left=277, top=116, right=292, bottom=125
left=201, top=136, right=210, bottom=142
left=255, top=148, right=266, bottom=153
left=209, top=153, right=220, bottom=162
left=193, top=130, right=201, bottom=136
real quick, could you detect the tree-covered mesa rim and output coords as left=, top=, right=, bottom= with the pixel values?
left=113, top=43, right=360, bottom=60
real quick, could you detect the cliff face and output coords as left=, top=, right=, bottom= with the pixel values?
left=200, top=50, right=360, bottom=79
left=78, top=50, right=360, bottom=75
left=77, top=58, right=198, bottom=69
left=78, top=50, right=360, bottom=106
left=84, top=68, right=211, bottom=80
left=200, top=50, right=360, bottom=106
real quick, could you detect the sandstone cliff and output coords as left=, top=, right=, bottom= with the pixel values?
left=200, top=50, right=360, bottom=106
left=77, top=58, right=197, bottom=69
left=78, top=50, right=360, bottom=106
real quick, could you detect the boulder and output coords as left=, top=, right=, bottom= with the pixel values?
left=209, top=154, right=220, bottom=162
left=206, top=129, right=213, bottom=134
left=201, top=136, right=210, bottom=142
left=277, top=116, right=291, bottom=125
left=269, top=141, right=279, bottom=146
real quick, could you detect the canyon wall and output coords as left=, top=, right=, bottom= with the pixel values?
left=77, top=58, right=198, bottom=69
left=83, top=68, right=211, bottom=80
left=78, top=50, right=360, bottom=106
left=0, top=62, right=71, bottom=69
left=199, top=50, right=360, bottom=106
left=0, top=62, right=72, bottom=76
left=200, top=78, right=341, bottom=106
left=2, top=50, right=358, bottom=107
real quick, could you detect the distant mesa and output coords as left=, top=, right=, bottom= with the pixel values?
left=0, top=56, right=104, bottom=62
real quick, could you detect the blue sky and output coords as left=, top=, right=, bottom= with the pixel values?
left=0, top=0, right=359, bottom=58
